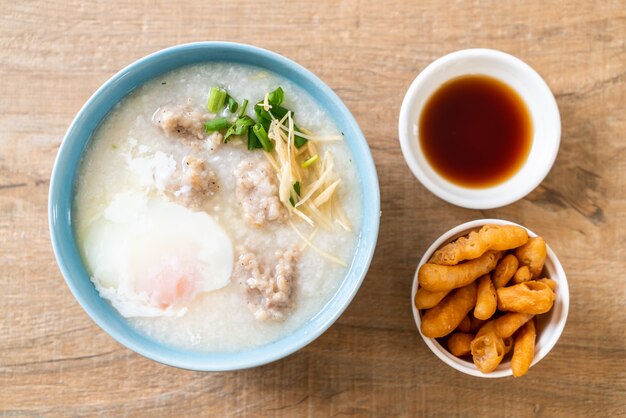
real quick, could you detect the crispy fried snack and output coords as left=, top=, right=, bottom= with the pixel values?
left=474, top=274, right=497, bottom=320
left=447, top=332, right=474, bottom=356
left=495, top=313, right=534, bottom=338
left=456, top=315, right=472, bottom=333
left=512, top=266, right=532, bottom=284
left=497, top=281, right=555, bottom=314
left=475, top=319, right=496, bottom=337
left=537, top=278, right=557, bottom=290
left=430, top=224, right=528, bottom=266
left=470, top=316, right=486, bottom=333
left=492, top=254, right=519, bottom=288
left=420, top=229, right=556, bottom=377
left=414, top=287, right=450, bottom=310
left=421, top=282, right=478, bottom=338
left=471, top=331, right=506, bottom=373
left=471, top=312, right=533, bottom=373
left=478, top=312, right=534, bottom=339
left=418, top=251, right=502, bottom=292
left=502, top=336, right=514, bottom=356
left=514, top=237, right=547, bottom=277
left=512, top=318, right=536, bottom=377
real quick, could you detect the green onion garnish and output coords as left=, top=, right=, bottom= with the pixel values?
left=252, top=123, right=273, bottom=152
left=270, top=105, right=290, bottom=120
left=204, top=117, right=229, bottom=133
left=254, top=103, right=273, bottom=130
left=301, top=154, right=318, bottom=168
left=224, top=116, right=256, bottom=142
left=294, top=134, right=308, bottom=148
left=267, top=87, right=284, bottom=106
left=207, top=87, right=227, bottom=113
left=293, top=181, right=301, bottom=196
left=227, top=95, right=238, bottom=113
left=247, top=126, right=262, bottom=150
left=238, top=99, right=248, bottom=117
left=289, top=196, right=296, bottom=207
left=207, top=87, right=311, bottom=152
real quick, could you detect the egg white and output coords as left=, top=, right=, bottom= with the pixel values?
left=83, top=191, right=233, bottom=317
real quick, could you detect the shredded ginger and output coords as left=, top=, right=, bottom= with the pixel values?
left=263, top=112, right=352, bottom=265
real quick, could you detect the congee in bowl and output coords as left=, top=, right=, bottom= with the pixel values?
left=72, top=62, right=362, bottom=352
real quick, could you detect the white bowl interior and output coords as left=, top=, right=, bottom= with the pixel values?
left=399, top=49, right=561, bottom=209
left=411, top=219, right=569, bottom=378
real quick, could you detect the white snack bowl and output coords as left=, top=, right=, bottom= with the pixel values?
left=398, top=48, right=561, bottom=209
left=411, top=219, right=569, bottom=378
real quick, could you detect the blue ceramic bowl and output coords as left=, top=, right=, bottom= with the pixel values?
left=49, top=42, right=380, bottom=371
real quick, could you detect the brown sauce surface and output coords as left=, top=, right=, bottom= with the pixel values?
left=419, top=75, right=533, bottom=188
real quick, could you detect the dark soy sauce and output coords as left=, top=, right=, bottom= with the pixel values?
left=419, top=75, right=532, bottom=188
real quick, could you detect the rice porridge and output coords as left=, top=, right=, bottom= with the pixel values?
left=73, top=63, right=362, bottom=352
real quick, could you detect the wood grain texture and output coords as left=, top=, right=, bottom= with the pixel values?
left=1, top=0, right=625, bottom=416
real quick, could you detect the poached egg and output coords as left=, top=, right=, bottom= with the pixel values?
left=83, top=191, right=233, bottom=317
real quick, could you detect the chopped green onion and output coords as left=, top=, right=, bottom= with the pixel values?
left=301, top=154, right=318, bottom=168
left=211, top=87, right=310, bottom=152
left=255, top=100, right=307, bottom=147
left=267, top=87, right=284, bottom=106
left=247, top=126, right=262, bottom=150
left=294, top=133, right=308, bottom=148
left=238, top=99, right=249, bottom=117
left=227, top=95, right=238, bottom=113
left=270, top=105, right=290, bottom=120
left=224, top=116, right=255, bottom=142
left=207, top=87, right=227, bottom=113
left=290, top=182, right=300, bottom=207
left=254, top=102, right=273, bottom=128
left=254, top=108, right=270, bottom=126
left=256, top=104, right=290, bottom=121
left=204, top=117, right=229, bottom=133
left=252, top=123, right=273, bottom=152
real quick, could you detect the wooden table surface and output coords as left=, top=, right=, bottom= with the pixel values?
left=1, top=0, right=625, bottom=416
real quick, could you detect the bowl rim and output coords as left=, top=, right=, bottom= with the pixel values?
left=398, top=48, right=561, bottom=209
left=48, top=41, right=380, bottom=371
left=410, top=219, right=569, bottom=378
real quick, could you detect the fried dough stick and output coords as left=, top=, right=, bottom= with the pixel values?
left=419, top=251, right=502, bottom=292
left=514, top=237, right=547, bottom=277
left=431, top=225, right=528, bottom=266
left=497, top=280, right=555, bottom=314
left=512, top=319, right=537, bottom=377
left=421, top=282, right=478, bottom=338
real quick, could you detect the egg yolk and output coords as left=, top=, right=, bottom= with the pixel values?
left=134, top=262, right=200, bottom=308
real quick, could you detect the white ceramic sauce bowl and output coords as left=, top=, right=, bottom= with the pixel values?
left=398, top=49, right=561, bottom=209
left=411, top=219, right=569, bottom=378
